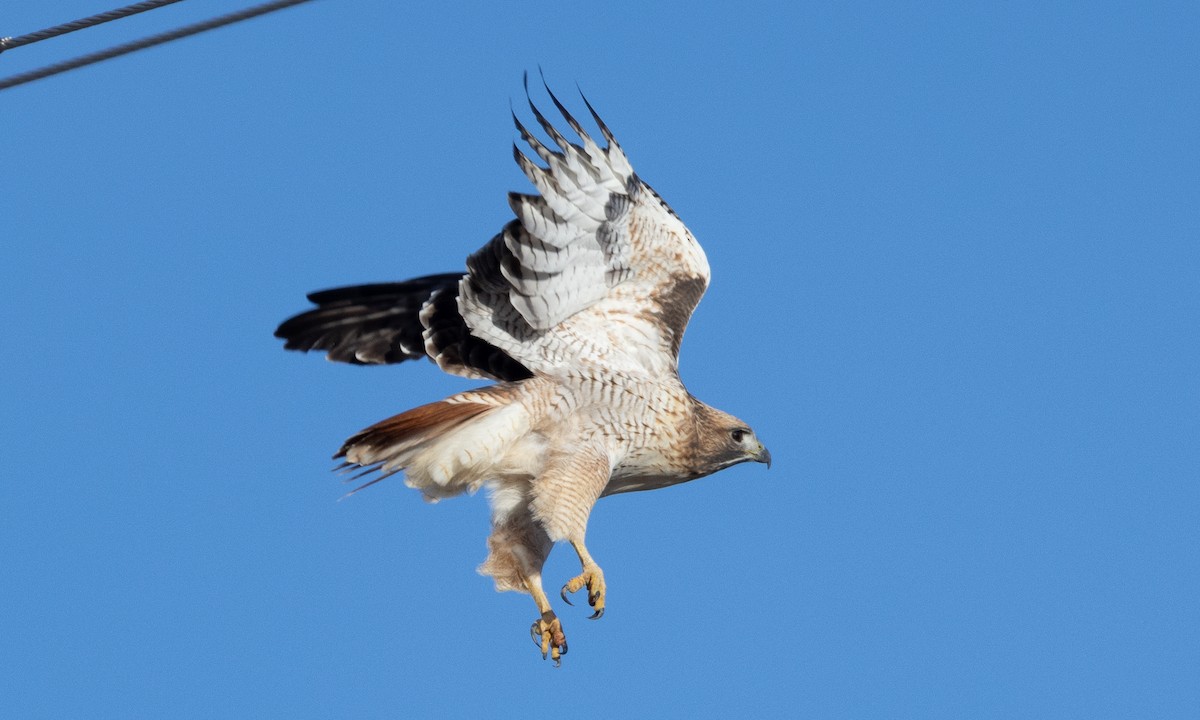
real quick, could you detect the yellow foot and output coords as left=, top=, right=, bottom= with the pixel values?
left=560, top=563, right=607, bottom=619
left=530, top=612, right=567, bottom=666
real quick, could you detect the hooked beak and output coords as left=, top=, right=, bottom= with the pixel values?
left=753, top=442, right=772, bottom=469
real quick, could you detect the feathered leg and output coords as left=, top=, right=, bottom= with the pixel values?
left=531, top=446, right=612, bottom=622
left=480, top=482, right=567, bottom=664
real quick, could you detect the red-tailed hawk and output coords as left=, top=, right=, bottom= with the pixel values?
left=275, top=78, right=770, bottom=664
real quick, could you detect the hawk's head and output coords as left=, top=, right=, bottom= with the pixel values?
left=689, top=402, right=771, bottom=477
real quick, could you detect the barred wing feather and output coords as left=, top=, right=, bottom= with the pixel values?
left=458, top=83, right=711, bottom=378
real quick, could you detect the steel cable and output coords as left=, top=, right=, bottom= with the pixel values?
left=0, top=1, right=187, bottom=54
left=0, top=0, right=316, bottom=92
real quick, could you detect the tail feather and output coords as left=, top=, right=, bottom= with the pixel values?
left=335, top=386, right=530, bottom=500
left=336, top=398, right=493, bottom=461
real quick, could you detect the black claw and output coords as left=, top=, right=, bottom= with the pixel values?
left=530, top=622, right=542, bottom=648
left=560, top=585, right=574, bottom=606
left=589, top=608, right=605, bottom=620
left=560, top=640, right=568, bottom=655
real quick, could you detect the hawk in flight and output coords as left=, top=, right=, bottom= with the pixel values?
left=275, top=78, right=770, bottom=664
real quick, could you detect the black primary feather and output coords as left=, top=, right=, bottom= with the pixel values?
left=275, top=272, right=532, bottom=381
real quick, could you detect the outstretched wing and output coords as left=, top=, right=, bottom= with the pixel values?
left=277, top=78, right=709, bottom=381
left=457, top=78, right=711, bottom=378
left=274, top=274, right=532, bottom=382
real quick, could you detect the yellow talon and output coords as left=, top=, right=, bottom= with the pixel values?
left=560, top=563, right=606, bottom=619
left=531, top=613, right=567, bottom=665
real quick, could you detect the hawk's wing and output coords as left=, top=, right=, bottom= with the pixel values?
left=458, top=82, right=710, bottom=378
left=276, top=81, right=710, bottom=380
left=274, top=274, right=533, bottom=382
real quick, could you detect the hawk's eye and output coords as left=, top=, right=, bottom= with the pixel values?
left=731, top=429, right=746, bottom=443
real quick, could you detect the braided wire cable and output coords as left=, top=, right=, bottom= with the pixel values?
left=0, top=0, right=316, bottom=91
left=0, top=0, right=187, bottom=54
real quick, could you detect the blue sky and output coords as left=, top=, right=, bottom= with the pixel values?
left=2, top=1, right=1197, bottom=717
